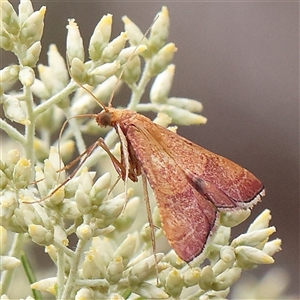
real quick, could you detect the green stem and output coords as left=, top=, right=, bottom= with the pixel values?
left=24, top=85, right=36, bottom=167
left=127, top=59, right=152, bottom=110
left=20, top=253, right=43, bottom=300
left=56, top=247, right=65, bottom=299
left=60, top=239, right=87, bottom=299
left=33, top=81, right=77, bottom=117
left=0, top=118, right=26, bottom=145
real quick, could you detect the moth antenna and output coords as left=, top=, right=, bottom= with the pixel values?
left=107, top=14, right=160, bottom=108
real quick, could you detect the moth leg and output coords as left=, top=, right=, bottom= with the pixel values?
left=26, top=140, right=100, bottom=203
left=116, top=124, right=130, bottom=208
left=142, top=172, right=159, bottom=284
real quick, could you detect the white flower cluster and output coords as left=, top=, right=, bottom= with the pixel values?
left=0, top=1, right=283, bottom=299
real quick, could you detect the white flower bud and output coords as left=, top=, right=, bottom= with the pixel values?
left=0, top=28, right=14, bottom=51
left=167, top=97, right=203, bottom=113
left=88, top=61, right=120, bottom=86
left=113, top=196, right=140, bottom=232
left=69, top=57, right=87, bottom=83
left=19, top=6, right=46, bottom=45
left=0, top=190, right=18, bottom=222
left=12, top=157, right=31, bottom=189
left=28, top=224, right=54, bottom=246
left=150, top=64, right=175, bottom=103
left=130, top=254, right=164, bottom=284
left=33, top=138, right=49, bottom=161
left=150, top=43, right=177, bottom=76
left=60, top=140, right=75, bottom=161
left=18, top=0, right=34, bottom=24
left=48, top=44, right=68, bottom=86
left=232, top=227, right=276, bottom=248
left=22, top=41, right=42, bottom=67
left=213, top=267, right=242, bottom=291
left=102, top=32, right=128, bottom=62
left=212, top=259, right=233, bottom=276
left=107, top=256, right=124, bottom=283
left=76, top=224, right=92, bottom=241
left=89, top=14, right=112, bottom=61
left=122, top=16, right=147, bottom=47
left=159, top=105, right=207, bottom=125
left=31, top=78, right=50, bottom=99
left=165, top=268, right=183, bottom=297
left=82, top=248, right=103, bottom=279
left=60, top=199, right=82, bottom=219
left=235, top=245, right=274, bottom=267
left=220, top=209, right=251, bottom=227
left=183, top=267, right=201, bottom=287
left=248, top=209, right=272, bottom=232
left=117, top=45, right=147, bottom=65
left=0, top=65, right=19, bottom=83
left=31, top=277, right=57, bottom=294
left=75, top=287, right=95, bottom=300
left=45, top=245, right=57, bottom=263
left=220, top=245, right=236, bottom=263
left=118, top=55, right=141, bottom=85
left=153, top=112, right=172, bottom=128
left=67, top=19, right=85, bottom=64
left=107, top=294, right=124, bottom=300
left=148, top=6, right=170, bottom=53
left=53, top=224, right=68, bottom=246
left=3, top=95, right=30, bottom=125
left=262, top=238, right=282, bottom=256
left=75, top=189, right=92, bottom=215
left=0, top=255, right=21, bottom=270
left=199, top=265, right=215, bottom=290
left=78, top=169, right=94, bottom=195
left=1, top=0, right=19, bottom=35
left=113, top=234, right=137, bottom=267
left=89, top=172, right=111, bottom=205
left=97, top=192, right=126, bottom=219
left=19, top=66, right=35, bottom=87
left=5, top=149, right=20, bottom=167
left=213, top=226, right=231, bottom=245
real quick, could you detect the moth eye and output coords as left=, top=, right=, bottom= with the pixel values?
left=96, top=111, right=111, bottom=127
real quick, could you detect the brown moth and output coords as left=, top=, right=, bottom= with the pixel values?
left=64, top=8, right=265, bottom=263
left=88, top=107, right=265, bottom=262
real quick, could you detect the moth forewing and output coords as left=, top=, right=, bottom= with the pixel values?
left=95, top=106, right=265, bottom=262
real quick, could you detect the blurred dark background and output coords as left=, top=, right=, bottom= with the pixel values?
left=2, top=1, right=299, bottom=297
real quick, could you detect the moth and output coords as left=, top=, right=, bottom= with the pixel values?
left=63, top=10, right=264, bottom=262
left=88, top=106, right=265, bottom=262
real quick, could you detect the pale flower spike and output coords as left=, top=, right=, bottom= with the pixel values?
left=0, top=2, right=284, bottom=299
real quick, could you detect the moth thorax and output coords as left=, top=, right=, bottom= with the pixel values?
left=96, top=110, right=112, bottom=127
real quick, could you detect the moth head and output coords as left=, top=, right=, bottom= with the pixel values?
left=96, top=110, right=112, bottom=127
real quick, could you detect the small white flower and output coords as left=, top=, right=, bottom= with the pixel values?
left=150, top=64, right=175, bottom=103
left=66, top=19, right=85, bottom=64
left=89, top=14, right=112, bottom=61
left=101, top=32, right=128, bottom=63
left=0, top=255, right=21, bottom=270
left=19, top=6, right=46, bottom=46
